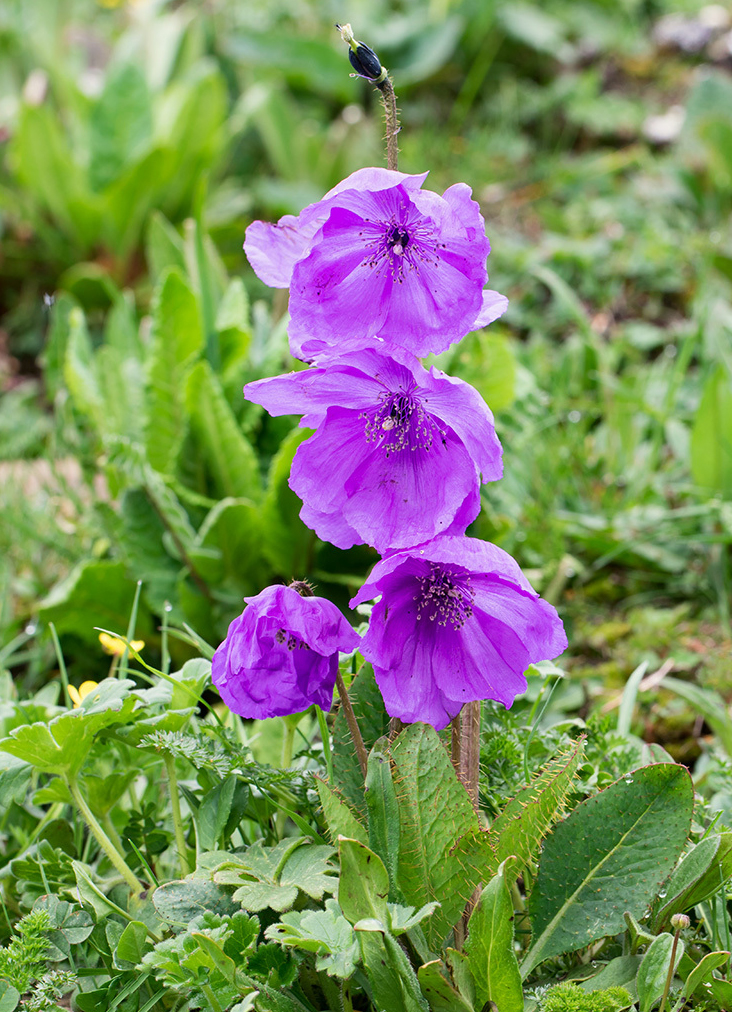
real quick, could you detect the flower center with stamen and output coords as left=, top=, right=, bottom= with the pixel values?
left=414, top=565, right=474, bottom=630
left=358, top=210, right=444, bottom=283
left=387, top=225, right=410, bottom=256
left=362, top=389, right=446, bottom=457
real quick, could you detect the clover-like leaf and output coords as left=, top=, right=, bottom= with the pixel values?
left=265, top=898, right=358, bottom=979
left=215, top=838, right=337, bottom=913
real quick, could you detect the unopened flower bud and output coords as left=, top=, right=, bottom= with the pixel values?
left=336, top=23, right=386, bottom=83
left=671, top=913, right=690, bottom=931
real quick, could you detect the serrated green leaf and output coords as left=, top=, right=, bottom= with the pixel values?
left=522, top=764, right=693, bottom=978
left=145, top=268, right=204, bottom=473
left=187, top=360, right=262, bottom=500
left=215, top=839, right=337, bottom=912
left=0, top=754, right=32, bottom=809
left=315, top=777, right=368, bottom=846
left=89, top=61, right=152, bottom=191
left=64, top=308, right=104, bottom=431
left=390, top=724, right=479, bottom=950
left=366, top=736, right=401, bottom=895
left=465, top=860, right=522, bottom=1012
left=332, top=664, right=390, bottom=819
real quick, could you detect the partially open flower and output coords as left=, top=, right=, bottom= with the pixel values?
left=351, top=536, right=567, bottom=731
left=245, top=346, right=502, bottom=553
left=212, top=585, right=360, bottom=720
left=244, top=167, right=507, bottom=360
left=68, top=681, right=99, bottom=708
left=99, top=632, right=144, bottom=656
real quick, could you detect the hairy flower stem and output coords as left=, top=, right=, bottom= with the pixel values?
left=66, top=776, right=142, bottom=895
left=376, top=76, right=400, bottom=170
left=164, top=753, right=190, bottom=877
left=659, top=921, right=684, bottom=1012
left=452, top=702, right=481, bottom=947
left=336, top=670, right=368, bottom=780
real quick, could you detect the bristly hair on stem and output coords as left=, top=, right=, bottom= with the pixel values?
left=336, top=22, right=400, bottom=170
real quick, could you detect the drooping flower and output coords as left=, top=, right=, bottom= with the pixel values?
left=350, top=536, right=567, bottom=731
left=245, top=346, right=502, bottom=554
left=244, top=167, right=508, bottom=360
left=212, top=584, right=360, bottom=720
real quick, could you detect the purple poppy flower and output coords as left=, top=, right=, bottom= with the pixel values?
left=350, top=536, right=567, bottom=731
left=212, top=584, right=360, bottom=720
left=244, top=347, right=502, bottom=554
left=244, top=167, right=508, bottom=359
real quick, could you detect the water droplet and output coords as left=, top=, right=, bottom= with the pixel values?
left=568, top=410, right=582, bottom=424
left=623, top=773, right=634, bottom=784
left=659, top=889, right=667, bottom=899
left=164, top=602, right=173, bottom=613
left=24, top=622, right=38, bottom=635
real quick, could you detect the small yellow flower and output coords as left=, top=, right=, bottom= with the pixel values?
left=68, top=681, right=99, bottom=708
left=98, top=632, right=144, bottom=657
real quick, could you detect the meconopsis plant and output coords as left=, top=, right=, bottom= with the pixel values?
left=211, top=23, right=567, bottom=803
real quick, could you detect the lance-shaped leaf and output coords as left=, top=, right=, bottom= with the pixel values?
left=332, top=663, right=390, bottom=819
left=651, top=832, right=732, bottom=930
left=391, top=724, right=479, bottom=949
left=338, top=837, right=389, bottom=926
left=522, top=764, right=693, bottom=978
left=418, top=950, right=476, bottom=1012
left=366, top=736, right=401, bottom=896
left=465, top=860, right=522, bottom=1012
left=636, top=933, right=685, bottom=1012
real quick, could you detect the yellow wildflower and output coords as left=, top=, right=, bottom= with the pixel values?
left=98, top=632, right=144, bottom=657
left=68, top=681, right=99, bottom=708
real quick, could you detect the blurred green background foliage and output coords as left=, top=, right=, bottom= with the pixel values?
left=1, top=0, right=731, bottom=733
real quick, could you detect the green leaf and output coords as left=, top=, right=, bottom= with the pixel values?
left=196, top=775, right=237, bottom=852
left=42, top=292, right=78, bottom=399
left=187, top=360, right=262, bottom=500
left=652, top=833, right=732, bottom=930
left=691, top=365, right=732, bottom=495
left=195, top=497, right=266, bottom=591
left=315, top=777, right=368, bottom=846
left=191, top=932, right=237, bottom=984
left=357, top=926, right=429, bottom=1012
left=332, top=664, right=390, bottom=819
left=636, top=933, right=684, bottom=1012
left=115, top=921, right=152, bottom=969
left=153, top=879, right=239, bottom=924
left=265, top=898, right=358, bottom=979
left=145, top=268, right=204, bottom=473
left=215, top=839, right=337, bottom=912
left=89, top=61, right=153, bottom=191
left=260, top=427, right=313, bottom=577
left=682, top=950, right=730, bottom=999
left=64, top=308, right=104, bottom=432
left=0, top=754, right=32, bottom=809
left=390, top=723, right=479, bottom=950
left=366, top=736, right=401, bottom=896
left=465, top=860, right=522, bottom=1012
left=0, top=980, right=20, bottom=1012
left=579, top=955, right=642, bottom=993
left=39, top=558, right=151, bottom=644
left=338, top=837, right=390, bottom=926
left=146, top=211, right=186, bottom=280
left=418, top=950, right=476, bottom=1012
left=522, top=764, right=693, bottom=978
left=450, top=331, right=516, bottom=412
left=0, top=686, right=136, bottom=776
